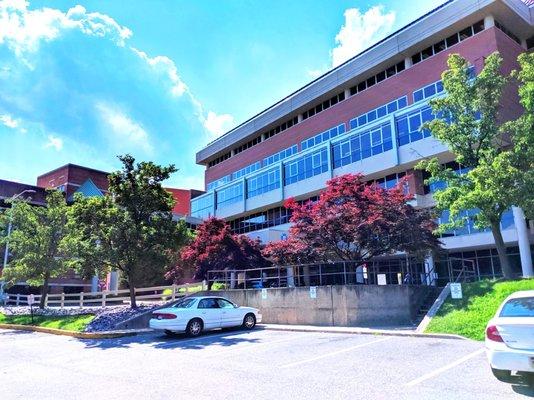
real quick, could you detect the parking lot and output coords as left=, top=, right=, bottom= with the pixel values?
left=0, top=327, right=532, bottom=399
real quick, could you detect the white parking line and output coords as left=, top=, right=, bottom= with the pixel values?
left=280, top=337, right=392, bottom=368
left=405, top=348, right=485, bottom=387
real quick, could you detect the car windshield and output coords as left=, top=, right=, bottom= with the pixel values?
left=172, top=298, right=197, bottom=309
left=499, top=297, right=534, bottom=317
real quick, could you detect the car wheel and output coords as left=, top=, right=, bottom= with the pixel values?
left=242, top=313, right=256, bottom=330
left=491, top=368, right=514, bottom=383
left=186, top=318, right=203, bottom=337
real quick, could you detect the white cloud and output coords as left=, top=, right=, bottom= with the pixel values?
left=0, top=114, right=18, bottom=128
left=331, top=6, right=395, bottom=67
left=0, top=1, right=131, bottom=60
left=132, top=48, right=187, bottom=97
left=203, top=111, right=234, bottom=137
left=95, top=102, right=153, bottom=154
left=44, top=134, right=63, bottom=151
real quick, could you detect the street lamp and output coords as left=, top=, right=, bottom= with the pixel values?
left=2, top=189, right=36, bottom=270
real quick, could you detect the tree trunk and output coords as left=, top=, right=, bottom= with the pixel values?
left=490, top=221, right=513, bottom=280
left=128, top=274, right=137, bottom=308
left=128, top=274, right=137, bottom=309
left=39, top=276, right=49, bottom=309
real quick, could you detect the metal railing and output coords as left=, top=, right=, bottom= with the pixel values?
left=207, top=259, right=436, bottom=289
left=1, top=282, right=205, bottom=308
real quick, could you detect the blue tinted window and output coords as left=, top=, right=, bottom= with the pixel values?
left=377, top=106, right=387, bottom=118
left=424, top=85, right=436, bottom=98
left=414, top=90, right=424, bottom=103
left=358, top=115, right=367, bottom=126
left=397, top=97, right=407, bottom=109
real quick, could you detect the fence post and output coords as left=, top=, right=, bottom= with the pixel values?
left=202, top=280, right=207, bottom=291
left=102, top=291, right=107, bottom=308
left=79, top=292, right=84, bottom=308
left=171, top=284, right=176, bottom=301
left=16, top=293, right=20, bottom=306
left=60, top=293, right=65, bottom=309
left=44, top=294, right=48, bottom=307
left=343, top=262, right=347, bottom=285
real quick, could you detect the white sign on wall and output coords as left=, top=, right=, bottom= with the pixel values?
left=450, top=283, right=463, bottom=299
left=261, top=288, right=267, bottom=299
left=377, top=274, right=387, bottom=286
left=309, top=286, right=317, bottom=299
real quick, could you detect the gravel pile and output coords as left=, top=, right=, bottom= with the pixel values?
left=85, top=305, right=159, bottom=332
left=0, top=303, right=161, bottom=332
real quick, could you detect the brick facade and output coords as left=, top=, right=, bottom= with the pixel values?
left=203, top=27, right=524, bottom=187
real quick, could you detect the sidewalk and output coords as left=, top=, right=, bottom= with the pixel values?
left=259, top=323, right=468, bottom=340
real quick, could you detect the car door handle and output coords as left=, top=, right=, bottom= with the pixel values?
left=222, top=311, right=226, bottom=314
left=202, top=312, right=206, bottom=314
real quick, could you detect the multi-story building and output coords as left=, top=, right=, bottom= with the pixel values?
left=191, top=0, right=534, bottom=282
left=1, top=163, right=203, bottom=293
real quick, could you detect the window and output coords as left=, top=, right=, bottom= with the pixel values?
left=332, top=123, right=393, bottom=169
left=348, top=61, right=406, bottom=98
left=191, top=193, right=214, bottom=219
left=301, top=124, right=345, bottom=150
left=263, top=145, right=298, bottom=166
left=232, top=162, right=261, bottom=180
left=302, top=92, right=346, bottom=121
left=208, top=152, right=231, bottom=168
left=198, top=298, right=219, bottom=309
left=247, top=168, right=280, bottom=198
left=494, top=20, right=521, bottom=45
left=173, top=298, right=196, bottom=308
left=349, top=97, right=408, bottom=130
left=500, top=298, right=534, bottom=318
left=411, top=21, right=484, bottom=65
left=207, top=175, right=231, bottom=191
left=234, top=136, right=262, bottom=155
left=284, top=148, right=328, bottom=185
left=216, top=183, right=243, bottom=208
left=396, top=106, right=434, bottom=146
left=217, top=299, right=236, bottom=309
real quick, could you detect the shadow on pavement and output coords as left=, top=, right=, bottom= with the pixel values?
left=511, top=384, right=534, bottom=396
left=0, top=329, right=34, bottom=337
left=79, top=326, right=267, bottom=351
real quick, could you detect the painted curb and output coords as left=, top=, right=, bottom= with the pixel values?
left=259, top=324, right=469, bottom=341
left=0, top=323, right=151, bottom=339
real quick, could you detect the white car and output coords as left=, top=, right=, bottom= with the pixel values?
left=485, top=290, right=534, bottom=384
left=149, top=296, right=262, bottom=337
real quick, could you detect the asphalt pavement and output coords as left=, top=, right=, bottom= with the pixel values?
left=1, top=327, right=532, bottom=399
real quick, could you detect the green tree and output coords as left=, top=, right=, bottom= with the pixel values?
left=0, top=190, right=73, bottom=308
left=69, top=155, right=189, bottom=308
left=418, top=52, right=532, bottom=279
left=501, top=52, right=534, bottom=218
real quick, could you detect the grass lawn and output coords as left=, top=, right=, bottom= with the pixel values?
left=0, top=313, right=95, bottom=332
left=425, top=278, right=534, bottom=341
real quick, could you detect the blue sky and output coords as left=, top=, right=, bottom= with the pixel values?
left=0, top=0, right=444, bottom=189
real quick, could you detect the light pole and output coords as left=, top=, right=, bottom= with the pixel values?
left=2, top=189, right=36, bottom=270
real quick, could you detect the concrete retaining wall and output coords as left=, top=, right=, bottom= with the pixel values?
left=197, top=285, right=428, bottom=327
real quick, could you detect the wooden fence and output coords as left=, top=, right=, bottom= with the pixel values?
left=3, top=283, right=205, bottom=308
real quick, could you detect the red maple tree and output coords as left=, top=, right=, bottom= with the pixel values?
left=264, top=173, right=440, bottom=265
left=165, top=217, right=270, bottom=287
